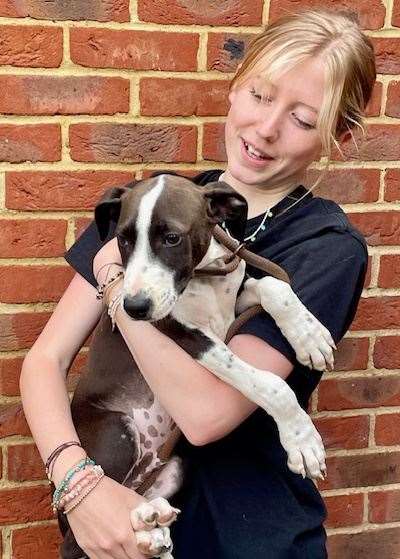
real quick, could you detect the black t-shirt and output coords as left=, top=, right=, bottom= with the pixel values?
left=65, top=169, right=367, bottom=559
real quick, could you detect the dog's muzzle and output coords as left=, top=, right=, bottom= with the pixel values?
left=123, top=293, right=153, bottom=320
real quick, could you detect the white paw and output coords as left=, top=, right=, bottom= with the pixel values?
left=130, top=497, right=180, bottom=531
left=135, top=526, right=173, bottom=557
left=277, top=409, right=327, bottom=480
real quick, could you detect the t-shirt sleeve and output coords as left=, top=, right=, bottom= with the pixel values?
left=64, top=220, right=117, bottom=288
left=237, top=230, right=368, bottom=366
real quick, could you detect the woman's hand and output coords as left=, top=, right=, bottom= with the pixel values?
left=93, top=237, right=122, bottom=285
left=66, top=475, right=147, bottom=559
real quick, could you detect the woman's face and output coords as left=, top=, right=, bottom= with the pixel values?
left=224, top=56, right=326, bottom=191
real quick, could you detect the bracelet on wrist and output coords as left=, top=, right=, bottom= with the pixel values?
left=96, top=270, right=124, bottom=301
left=52, top=457, right=95, bottom=513
left=45, top=441, right=83, bottom=483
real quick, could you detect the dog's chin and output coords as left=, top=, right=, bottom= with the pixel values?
left=147, top=292, right=178, bottom=322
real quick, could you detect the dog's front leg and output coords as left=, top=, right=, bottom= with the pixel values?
left=197, top=336, right=326, bottom=480
left=237, top=276, right=335, bottom=371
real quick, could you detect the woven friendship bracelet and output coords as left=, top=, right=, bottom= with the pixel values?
left=96, top=270, right=124, bottom=300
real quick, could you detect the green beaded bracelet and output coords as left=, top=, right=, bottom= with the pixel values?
left=52, top=457, right=95, bottom=512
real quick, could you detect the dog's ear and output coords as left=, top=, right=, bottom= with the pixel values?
left=95, top=185, right=132, bottom=240
left=203, top=181, right=248, bottom=231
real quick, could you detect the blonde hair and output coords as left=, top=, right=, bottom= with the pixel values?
left=230, top=8, right=376, bottom=188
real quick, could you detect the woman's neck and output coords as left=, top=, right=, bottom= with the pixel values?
left=219, top=171, right=300, bottom=219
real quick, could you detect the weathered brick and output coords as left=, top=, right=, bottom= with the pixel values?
left=71, top=28, right=199, bottom=71
left=138, top=0, right=263, bottom=26
left=0, top=403, right=30, bottom=438
left=352, top=297, right=400, bottom=330
left=369, top=489, right=400, bottom=523
left=6, top=171, right=133, bottom=211
left=0, top=76, right=129, bottom=115
left=0, top=266, right=73, bottom=304
left=385, top=169, right=400, bottom=202
left=365, top=81, right=383, bottom=117
left=314, top=415, right=369, bottom=449
left=324, top=493, right=364, bottom=528
left=348, top=212, right=400, bottom=246
left=306, top=169, right=380, bottom=204
left=320, top=451, right=400, bottom=490
left=375, top=413, right=400, bottom=446
left=0, top=312, right=50, bottom=351
left=385, top=81, right=400, bottom=118
left=8, top=444, right=45, bottom=482
left=0, top=25, right=62, bottom=67
left=394, top=0, right=400, bottom=27
left=334, top=125, right=400, bottom=162
left=140, top=78, right=230, bottom=117
left=0, top=124, right=61, bottom=163
left=269, top=0, right=386, bottom=30
left=373, top=38, right=400, bottom=74
left=0, top=356, right=23, bottom=397
left=12, top=524, right=61, bottom=559
left=333, top=338, right=370, bottom=371
left=207, top=32, right=256, bottom=73
left=374, top=336, right=400, bottom=369
left=203, top=122, right=226, bottom=162
left=73, top=217, right=92, bottom=240
left=67, top=352, right=87, bottom=392
left=0, top=0, right=130, bottom=22
left=70, top=123, right=197, bottom=164
left=328, top=527, right=400, bottom=559
left=0, top=485, right=52, bottom=524
left=0, top=219, right=67, bottom=258
left=378, top=255, right=400, bottom=288
left=318, top=376, right=400, bottom=411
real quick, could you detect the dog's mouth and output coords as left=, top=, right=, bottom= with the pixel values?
left=123, top=287, right=178, bottom=322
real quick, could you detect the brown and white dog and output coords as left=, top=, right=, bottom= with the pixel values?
left=59, top=174, right=334, bottom=559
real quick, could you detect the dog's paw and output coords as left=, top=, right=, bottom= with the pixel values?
left=277, top=409, right=327, bottom=480
left=135, top=526, right=173, bottom=558
left=130, top=497, right=180, bottom=531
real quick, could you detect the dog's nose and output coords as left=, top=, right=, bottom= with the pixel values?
left=123, top=294, right=153, bottom=320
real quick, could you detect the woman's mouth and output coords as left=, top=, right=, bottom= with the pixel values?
left=241, top=139, right=274, bottom=165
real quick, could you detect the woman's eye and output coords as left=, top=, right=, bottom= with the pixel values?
left=163, top=233, right=182, bottom=247
left=293, top=114, right=315, bottom=130
left=249, top=87, right=263, bottom=101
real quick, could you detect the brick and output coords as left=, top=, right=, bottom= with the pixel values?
left=67, top=352, right=87, bottom=392
left=0, top=312, right=50, bottom=351
left=71, top=28, right=199, bottom=71
left=320, top=451, right=400, bottom=490
left=365, top=255, right=372, bottom=288
left=369, top=489, right=400, bottom=523
left=207, top=32, right=255, bottom=73
left=203, top=122, right=226, bottom=162
left=140, top=78, right=230, bottom=117
left=8, top=444, right=45, bottom=482
left=386, top=81, right=400, bottom=118
left=0, top=266, right=73, bottom=304
left=74, top=217, right=92, bottom=239
left=328, top=527, right=400, bottom=559
left=0, top=0, right=130, bottom=21
left=352, top=297, right=400, bottom=330
left=0, top=485, right=52, bottom=524
left=70, top=123, right=197, bottom=164
left=373, top=38, right=400, bottom=74
left=12, top=524, right=61, bottom=559
left=365, top=81, right=383, bottom=117
left=6, top=171, right=133, bottom=211
left=0, top=219, right=67, bottom=258
left=138, top=0, right=263, bottom=25
left=0, top=124, right=61, bottom=163
left=324, top=493, right=364, bottom=528
left=314, top=415, right=369, bottom=449
left=0, top=403, right=30, bottom=438
left=0, top=356, right=23, bottom=397
left=348, top=212, right=400, bottom=246
left=374, top=336, right=400, bottom=369
left=334, top=125, right=400, bottom=162
left=378, top=255, right=400, bottom=288
left=385, top=169, right=400, bottom=202
left=306, top=169, right=380, bottom=204
left=333, top=338, right=370, bottom=371
left=0, top=76, right=129, bottom=115
left=269, top=0, right=386, bottom=30
left=375, top=413, right=400, bottom=446
left=0, top=25, right=62, bottom=67
left=318, top=376, right=400, bottom=411
left=394, top=0, right=400, bottom=27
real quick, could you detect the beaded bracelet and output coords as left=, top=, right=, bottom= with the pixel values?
left=58, top=465, right=104, bottom=511
left=96, top=269, right=124, bottom=300
left=64, top=471, right=105, bottom=515
left=52, top=457, right=95, bottom=513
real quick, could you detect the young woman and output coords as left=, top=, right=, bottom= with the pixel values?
left=20, top=8, right=376, bottom=559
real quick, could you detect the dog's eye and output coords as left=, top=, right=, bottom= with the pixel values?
left=163, top=233, right=182, bottom=247
left=118, top=237, right=130, bottom=248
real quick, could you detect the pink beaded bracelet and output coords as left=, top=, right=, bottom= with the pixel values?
left=63, top=472, right=105, bottom=515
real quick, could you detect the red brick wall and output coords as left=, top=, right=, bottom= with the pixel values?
left=0, top=1, right=399, bottom=557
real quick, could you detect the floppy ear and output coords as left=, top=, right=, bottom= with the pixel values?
left=203, top=181, right=248, bottom=238
left=95, top=185, right=131, bottom=240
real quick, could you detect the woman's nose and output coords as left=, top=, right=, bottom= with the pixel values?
left=255, top=106, right=281, bottom=142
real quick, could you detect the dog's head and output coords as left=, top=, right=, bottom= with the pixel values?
left=95, top=174, right=247, bottom=321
